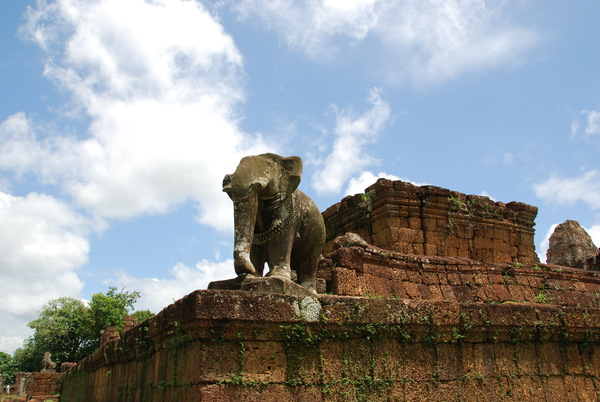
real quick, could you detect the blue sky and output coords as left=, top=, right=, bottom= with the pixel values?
left=1, top=0, right=599, bottom=353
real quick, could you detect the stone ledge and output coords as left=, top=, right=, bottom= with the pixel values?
left=207, top=274, right=317, bottom=297
left=61, top=289, right=600, bottom=401
left=318, top=246, right=600, bottom=307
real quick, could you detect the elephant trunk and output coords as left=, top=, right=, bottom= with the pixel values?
left=232, top=193, right=259, bottom=276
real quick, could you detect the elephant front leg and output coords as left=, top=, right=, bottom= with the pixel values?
left=232, top=195, right=260, bottom=276
left=265, top=236, right=294, bottom=281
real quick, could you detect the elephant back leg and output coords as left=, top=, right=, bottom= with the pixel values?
left=291, top=196, right=325, bottom=292
left=291, top=242, right=322, bottom=293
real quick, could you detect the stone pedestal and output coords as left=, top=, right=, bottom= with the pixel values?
left=208, top=274, right=317, bottom=297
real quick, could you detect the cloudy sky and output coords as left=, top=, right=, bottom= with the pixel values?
left=1, top=0, right=599, bottom=353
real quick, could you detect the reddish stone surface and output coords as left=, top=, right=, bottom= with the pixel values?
left=57, top=182, right=600, bottom=401
left=59, top=288, right=600, bottom=401
left=14, top=372, right=63, bottom=401
left=317, top=246, right=600, bottom=308
left=322, top=178, right=538, bottom=264
left=547, top=220, right=600, bottom=270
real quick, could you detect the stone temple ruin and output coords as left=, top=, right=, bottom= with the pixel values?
left=22, top=173, right=600, bottom=401
left=547, top=220, right=600, bottom=270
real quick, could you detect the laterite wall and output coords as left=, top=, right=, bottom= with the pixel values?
left=318, top=246, right=600, bottom=308
left=14, top=372, right=63, bottom=401
left=60, top=286, right=600, bottom=401
left=323, top=178, right=538, bottom=265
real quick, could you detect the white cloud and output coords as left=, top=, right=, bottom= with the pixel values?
left=232, top=0, right=537, bottom=84
left=0, top=192, right=89, bottom=353
left=534, top=169, right=600, bottom=262
left=110, top=259, right=233, bottom=314
left=587, top=225, right=600, bottom=248
left=503, top=152, right=515, bottom=166
left=0, top=316, right=33, bottom=356
left=0, top=0, right=275, bottom=353
left=478, top=191, right=496, bottom=201
left=572, top=109, right=600, bottom=141
left=234, top=0, right=378, bottom=59
left=345, top=171, right=400, bottom=196
left=537, top=223, right=558, bottom=263
left=0, top=112, right=83, bottom=185
left=9, top=0, right=270, bottom=232
left=311, top=88, right=391, bottom=194
left=533, top=170, right=600, bottom=210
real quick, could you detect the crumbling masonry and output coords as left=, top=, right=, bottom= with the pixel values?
left=55, top=179, right=600, bottom=401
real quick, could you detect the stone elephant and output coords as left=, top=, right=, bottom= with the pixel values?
left=222, top=153, right=325, bottom=293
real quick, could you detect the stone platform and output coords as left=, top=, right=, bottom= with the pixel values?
left=60, top=282, right=600, bottom=401
left=208, top=274, right=318, bottom=297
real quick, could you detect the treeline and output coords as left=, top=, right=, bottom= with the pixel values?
left=0, top=287, right=153, bottom=383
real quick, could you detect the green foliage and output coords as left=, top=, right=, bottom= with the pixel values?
left=12, top=297, right=92, bottom=372
left=6, top=287, right=150, bottom=374
left=535, top=291, right=549, bottom=303
left=132, top=309, right=154, bottom=323
left=0, top=351, right=18, bottom=383
left=87, top=287, right=141, bottom=338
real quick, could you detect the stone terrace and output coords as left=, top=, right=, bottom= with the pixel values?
left=318, top=245, right=600, bottom=308
left=57, top=179, right=600, bottom=401
left=323, top=178, right=538, bottom=265
left=60, top=289, right=600, bottom=401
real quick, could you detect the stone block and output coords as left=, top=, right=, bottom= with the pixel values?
left=410, top=243, right=425, bottom=255
left=241, top=341, right=286, bottom=383
left=428, top=285, right=444, bottom=300
left=400, top=343, right=437, bottom=381
left=285, top=342, right=321, bottom=385
left=536, top=342, right=565, bottom=376
left=402, top=281, right=421, bottom=299
left=361, top=273, right=392, bottom=297
left=320, top=340, right=343, bottom=383
left=340, top=338, right=373, bottom=381
left=408, top=217, right=422, bottom=229
left=566, top=376, right=598, bottom=402
left=493, top=343, right=519, bottom=376
left=561, top=343, right=584, bottom=375
left=331, top=267, right=361, bottom=296
left=421, top=271, right=439, bottom=285
left=393, top=228, right=424, bottom=244
left=437, top=343, right=462, bottom=381
left=424, top=243, right=438, bottom=256
left=372, top=339, right=403, bottom=381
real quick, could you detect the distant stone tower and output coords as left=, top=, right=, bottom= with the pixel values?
left=547, top=220, right=599, bottom=269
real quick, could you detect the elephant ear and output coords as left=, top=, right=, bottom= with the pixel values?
left=280, top=156, right=303, bottom=193
left=261, top=153, right=303, bottom=194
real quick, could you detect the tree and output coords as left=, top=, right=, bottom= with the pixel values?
left=132, top=309, right=154, bottom=323
left=11, top=297, right=90, bottom=372
left=0, top=351, right=17, bottom=383
left=9, top=287, right=151, bottom=373
left=86, top=287, right=141, bottom=339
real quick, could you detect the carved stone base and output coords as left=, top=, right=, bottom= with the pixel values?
left=208, top=275, right=317, bottom=298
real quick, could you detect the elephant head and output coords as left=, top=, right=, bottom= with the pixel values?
left=223, top=153, right=303, bottom=276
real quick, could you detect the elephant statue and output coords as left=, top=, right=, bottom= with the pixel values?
left=222, top=153, right=325, bottom=293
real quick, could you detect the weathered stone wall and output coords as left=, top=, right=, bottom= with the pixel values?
left=60, top=288, right=600, bottom=401
left=547, top=220, right=600, bottom=270
left=58, top=179, right=599, bottom=401
left=319, top=246, right=600, bottom=308
left=322, top=179, right=538, bottom=264
left=15, top=372, right=63, bottom=401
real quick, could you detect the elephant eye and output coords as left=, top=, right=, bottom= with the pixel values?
left=222, top=174, right=232, bottom=188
